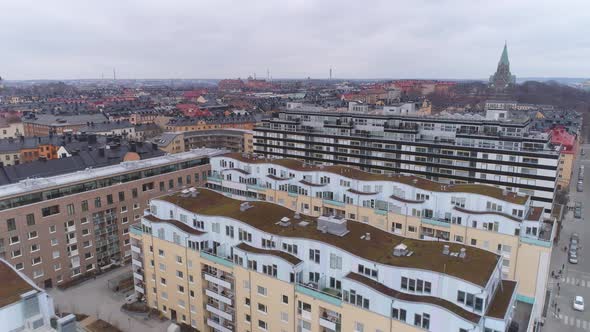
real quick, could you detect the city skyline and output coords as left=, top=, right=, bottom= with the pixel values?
left=2, top=0, right=590, bottom=80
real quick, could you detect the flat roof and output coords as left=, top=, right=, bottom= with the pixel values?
left=220, top=153, right=529, bottom=205
left=159, top=189, right=500, bottom=286
left=0, top=259, right=35, bottom=309
left=0, top=148, right=224, bottom=200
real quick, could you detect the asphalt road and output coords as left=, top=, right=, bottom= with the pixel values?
left=543, top=143, right=590, bottom=331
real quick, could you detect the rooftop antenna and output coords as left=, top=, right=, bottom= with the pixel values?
left=113, top=68, right=116, bottom=81
left=267, top=68, right=270, bottom=81
left=329, top=67, right=332, bottom=81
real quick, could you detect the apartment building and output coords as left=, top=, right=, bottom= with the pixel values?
left=153, top=129, right=254, bottom=155
left=254, top=107, right=559, bottom=214
left=131, top=188, right=518, bottom=332
left=206, top=153, right=553, bottom=322
left=0, top=258, right=62, bottom=332
left=0, top=148, right=222, bottom=289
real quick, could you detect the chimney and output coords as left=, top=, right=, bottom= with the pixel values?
left=98, top=147, right=105, bottom=157
left=365, top=232, right=371, bottom=241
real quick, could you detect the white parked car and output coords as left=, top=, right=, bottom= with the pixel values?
left=573, top=296, right=585, bottom=311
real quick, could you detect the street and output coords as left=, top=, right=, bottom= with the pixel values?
left=543, top=142, right=590, bottom=331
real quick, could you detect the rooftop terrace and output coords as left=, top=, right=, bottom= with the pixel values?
left=220, top=153, right=529, bottom=205
left=159, top=189, right=500, bottom=286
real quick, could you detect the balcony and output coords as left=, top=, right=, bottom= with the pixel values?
left=319, top=307, right=341, bottom=331
left=322, top=199, right=345, bottom=207
left=206, top=303, right=233, bottom=321
left=132, top=258, right=143, bottom=268
left=130, top=224, right=143, bottom=236
left=203, top=271, right=233, bottom=290
left=200, top=250, right=234, bottom=268
left=296, top=283, right=342, bottom=307
left=421, top=217, right=451, bottom=228
left=205, top=287, right=233, bottom=305
left=206, top=318, right=233, bottom=332
left=131, top=245, right=141, bottom=254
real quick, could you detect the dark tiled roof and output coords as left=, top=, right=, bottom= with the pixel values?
left=0, top=142, right=164, bottom=185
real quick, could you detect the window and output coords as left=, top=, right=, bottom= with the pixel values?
left=42, top=205, right=60, bottom=217
left=391, top=308, right=406, bottom=322
left=132, top=188, right=138, bottom=198
left=118, top=191, right=125, bottom=201
left=280, top=311, right=288, bottom=322
left=49, top=225, right=56, bottom=233
left=330, top=253, right=342, bottom=270
left=257, top=286, right=267, bottom=296
left=257, top=303, right=267, bottom=313
left=245, top=297, right=251, bottom=306
left=81, top=200, right=88, bottom=212
left=354, top=321, right=364, bottom=332
left=309, top=249, right=320, bottom=263
left=9, top=235, right=19, bottom=244
left=282, top=295, right=289, bottom=304
left=31, top=244, right=40, bottom=252
left=357, top=264, right=378, bottom=278
left=6, top=218, right=16, bottom=231
left=32, top=256, right=42, bottom=265
left=414, top=313, right=430, bottom=329
left=106, top=194, right=114, bottom=205
left=26, top=214, right=35, bottom=226
left=258, top=320, right=268, bottom=330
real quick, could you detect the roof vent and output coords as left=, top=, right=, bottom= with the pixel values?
left=393, top=243, right=408, bottom=257
left=276, top=217, right=291, bottom=227
left=459, top=247, right=467, bottom=259
left=442, top=245, right=450, bottom=255
left=293, top=212, right=301, bottom=220
left=502, top=189, right=508, bottom=196
left=240, top=202, right=252, bottom=212
left=316, top=215, right=349, bottom=237
left=365, top=232, right=371, bottom=241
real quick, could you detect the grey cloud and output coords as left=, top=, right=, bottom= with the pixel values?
left=0, top=0, right=589, bottom=80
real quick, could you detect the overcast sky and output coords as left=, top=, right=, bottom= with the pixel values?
left=1, top=0, right=589, bottom=80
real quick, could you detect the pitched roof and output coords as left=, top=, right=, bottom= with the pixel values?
left=0, top=259, right=35, bottom=309
left=499, top=42, right=510, bottom=66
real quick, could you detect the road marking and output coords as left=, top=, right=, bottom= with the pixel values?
left=564, top=315, right=569, bottom=325
left=578, top=319, right=581, bottom=328
left=583, top=320, right=588, bottom=329
left=582, top=280, right=587, bottom=287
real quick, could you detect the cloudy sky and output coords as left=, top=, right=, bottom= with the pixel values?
left=1, top=0, right=588, bottom=80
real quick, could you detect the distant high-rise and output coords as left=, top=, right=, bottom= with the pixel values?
left=489, top=42, right=516, bottom=90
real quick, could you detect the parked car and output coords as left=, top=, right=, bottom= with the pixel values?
left=574, top=205, right=583, bottom=219
left=571, top=232, right=580, bottom=242
left=569, top=252, right=579, bottom=264
left=580, top=166, right=585, bottom=180
left=573, top=296, right=585, bottom=311
left=582, top=148, right=585, bottom=156
left=577, top=180, right=584, bottom=192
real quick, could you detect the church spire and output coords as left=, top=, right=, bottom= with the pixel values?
left=499, top=41, right=509, bottom=66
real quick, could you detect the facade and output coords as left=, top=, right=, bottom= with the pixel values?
left=206, top=153, right=553, bottom=318
left=22, top=113, right=108, bottom=136
left=164, top=115, right=258, bottom=132
left=254, top=108, right=559, bottom=214
left=0, top=258, right=59, bottom=332
left=78, top=121, right=137, bottom=139
left=0, top=149, right=221, bottom=288
left=154, top=129, right=254, bottom=155
left=488, top=43, right=516, bottom=90
left=131, top=188, right=519, bottom=332
left=549, top=127, right=577, bottom=190
left=0, top=120, right=24, bottom=139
